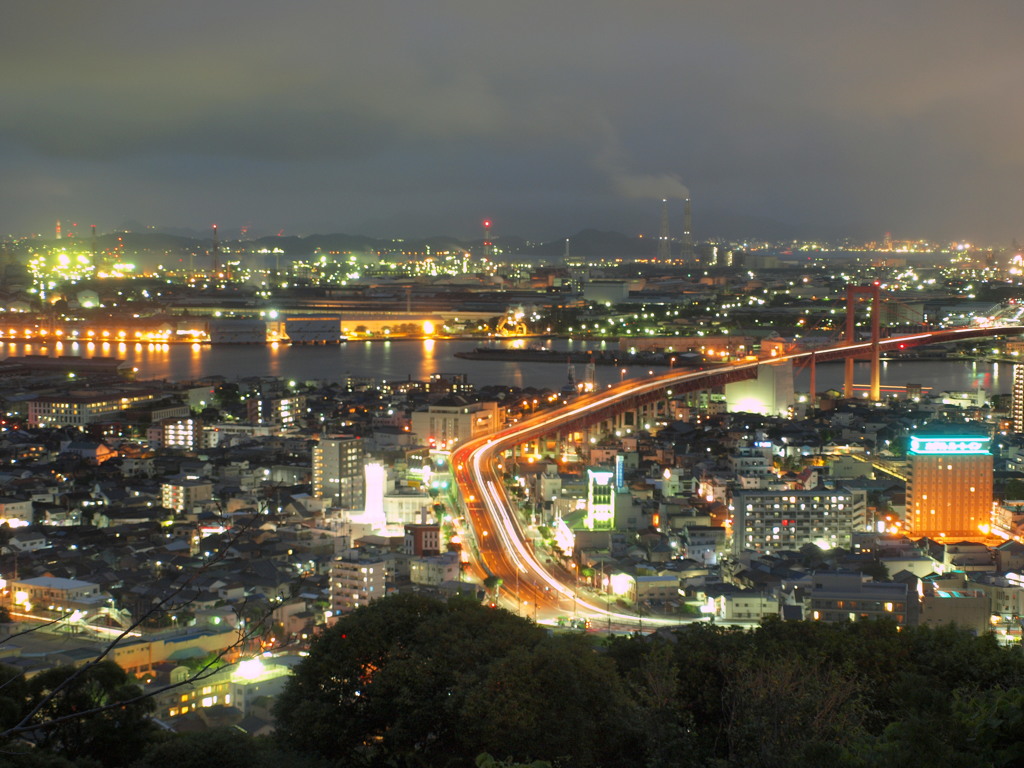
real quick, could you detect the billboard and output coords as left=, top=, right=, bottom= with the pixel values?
left=908, top=436, right=991, bottom=455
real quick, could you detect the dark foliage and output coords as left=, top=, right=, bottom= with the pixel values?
left=8, top=596, right=1024, bottom=768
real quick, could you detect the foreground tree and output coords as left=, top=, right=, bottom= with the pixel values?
left=460, top=634, right=644, bottom=767
left=275, top=594, right=547, bottom=766
left=134, top=728, right=326, bottom=768
left=20, top=661, right=154, bottom=767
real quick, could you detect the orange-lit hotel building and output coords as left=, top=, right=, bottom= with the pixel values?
left=906, top=432, right=993, bottom=540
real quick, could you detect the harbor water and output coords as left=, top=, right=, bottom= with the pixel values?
left=0, top=339, right=1014, bottom=397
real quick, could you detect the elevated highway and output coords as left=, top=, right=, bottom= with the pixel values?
left=450, top=325, right=1024, bottom=627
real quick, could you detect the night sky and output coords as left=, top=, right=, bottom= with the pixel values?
left=3, top=2, right=1023, bottom=244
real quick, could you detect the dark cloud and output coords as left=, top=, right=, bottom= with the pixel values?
left=3, top=1, right=1024, bottom=242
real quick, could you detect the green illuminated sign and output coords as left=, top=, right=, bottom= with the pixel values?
left=908, top=436, right=991, bottom=455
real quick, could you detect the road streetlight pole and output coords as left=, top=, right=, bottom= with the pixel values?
left=570, top=562, right=578, bottom=618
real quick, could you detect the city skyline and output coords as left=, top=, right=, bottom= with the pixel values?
left=4, top=2, right=1024, bottom=243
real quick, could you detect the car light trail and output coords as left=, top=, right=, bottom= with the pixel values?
left=453, top=325, right=1024, bottom=628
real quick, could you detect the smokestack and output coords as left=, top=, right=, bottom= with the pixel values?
left=211, top=224, right=220, bottom=274
left=482, top=219, right=493, bottom=258
left=682, top=197, right=694, bottom=262
left=91, top=225, right=101, bottom=272
left=657, top=199, right=670, bottom=261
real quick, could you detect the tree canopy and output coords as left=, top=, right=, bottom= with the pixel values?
left=274, top=595, right=1024, bottom=767
left=6, top=595, right=1024, bottom=767
left=0, top=660, right=155, bottom=767
left=277, top=594, right=534, bottom=764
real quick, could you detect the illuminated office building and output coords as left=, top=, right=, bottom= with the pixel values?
left=906, top=432, right=993, bottom=540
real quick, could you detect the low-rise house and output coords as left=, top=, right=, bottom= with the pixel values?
left=0, top=497, right=33, bottom=523
left=146, top=655, right=295, bottom=721
left=9, top=575, right=108, bottom=615
left=918, top=575, right=991, bottom=635
left=7, top=531, right=49, bottom=553
left=716, top=589, right=777, bottom=621
left=409, top=552, right=460, bottom=586
left=808, top=571, right=909, bottom=627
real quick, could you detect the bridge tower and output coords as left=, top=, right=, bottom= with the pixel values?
left=844, top=283, right=882, bottom=401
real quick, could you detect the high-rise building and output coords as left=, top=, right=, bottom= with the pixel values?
left=1012, top=365, right=1024, bottom=432
left=906, top=430, right=993, bottom=540
left=312, top=435, right=365, bottom=509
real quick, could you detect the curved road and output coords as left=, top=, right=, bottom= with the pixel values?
left=450, top=325, right=1024, bottom=627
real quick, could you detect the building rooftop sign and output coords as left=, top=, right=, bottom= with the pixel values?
left=908, top=436, right=991, bottom=455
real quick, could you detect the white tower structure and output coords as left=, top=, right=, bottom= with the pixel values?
left=681, top=197, right=694, bottom=261
left=657, top=199, right=670, bottom=261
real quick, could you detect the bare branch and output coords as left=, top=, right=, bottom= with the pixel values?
left=0, top=513, right=279, bottom=740
left=2, top=614, right=68, bottom=644
left=7, top=611, right=274, bottom=739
